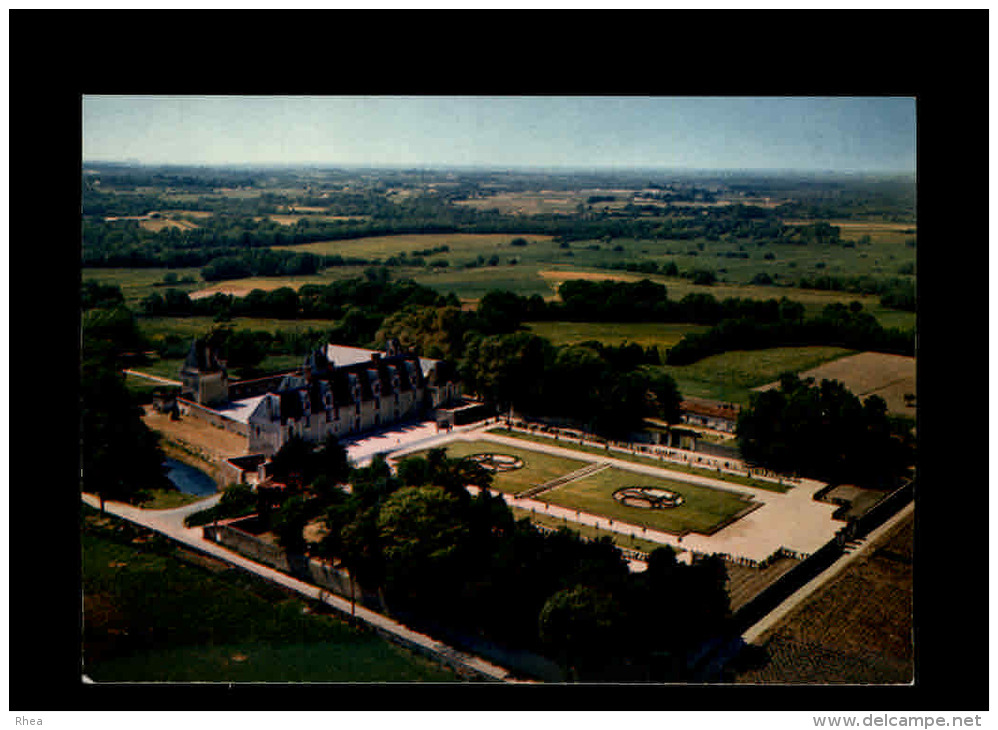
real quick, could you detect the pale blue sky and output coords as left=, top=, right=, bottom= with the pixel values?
left=82, top=95, right=917, bottom=174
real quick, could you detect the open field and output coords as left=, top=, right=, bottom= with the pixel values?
left=140, top=217, right=200, bottom=232
left=651, top=346, right=856, bottom=404
left=84, top=244, right=915, bottom=331
left=138, top=315, right=340, bottom=341
left=83, top=268, right=205, bottom=307
left=454, top=189, right=635, bottom=216
left=538, top=465, right=756, bottom=537
left=82, top=508, right=459, bottom=682
left=411, top=262, right=561, bottom=300
left=735, top=511, right=913, bottom=683
left=257, top=214, right=369, bottom=226
left=273, top=232, right=555, bottom=260
left=399, top=439, right=589, bottom=495
left=782, top=219, right=916, bottom=243
left=525, top=320, right=709, bottom=351
left=754, top=351, right=916, bottom=416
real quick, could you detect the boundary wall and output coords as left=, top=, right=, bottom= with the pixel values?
left=731, top=480, right=915, bottom=633
left=200, top=517, right=560, bottom=681
left=178, top=398, right=249, bottom=437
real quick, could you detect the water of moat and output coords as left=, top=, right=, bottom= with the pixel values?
left=164, top=458, right=218, bottom=496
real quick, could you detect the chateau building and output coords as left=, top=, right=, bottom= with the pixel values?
left=180, top=336, right=460, bottom=456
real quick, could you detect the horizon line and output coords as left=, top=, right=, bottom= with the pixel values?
left=82, top=160, right=916, bottom=178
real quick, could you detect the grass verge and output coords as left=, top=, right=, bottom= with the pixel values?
left=81, top=505, right=460, bottom=682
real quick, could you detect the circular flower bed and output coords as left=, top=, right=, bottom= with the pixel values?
left=465, top=452, right=525, bottom=472
left=613, top=486, right=684, bottom=509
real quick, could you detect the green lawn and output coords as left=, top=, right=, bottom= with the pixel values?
left=400, top=439, right=590, bottom=495
left=538, top=466, right=755, bottom=537
left=487, top=428, right=791, bottom=493
left=82, top=508, right=460, bottom=682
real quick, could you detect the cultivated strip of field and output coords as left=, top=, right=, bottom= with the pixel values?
left=272, top=232, right=555, bottom=259
left=734, top=510, right=914, bottom=684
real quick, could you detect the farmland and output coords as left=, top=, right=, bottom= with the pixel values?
left=525, top=321, right=709, bottom=351
left=753, top=351, right=917, bottom=416
left=735, top=510, right=914, bottom=683
left=652, top=346, right=857, bottom=405
left=83, top=165, right=916, bottom=424
left=273, top=232, right=556, bottom=261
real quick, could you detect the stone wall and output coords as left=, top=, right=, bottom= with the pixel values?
left=202, top=520, right=370, bottom=605
left=178, top=398, right=249, bottom=438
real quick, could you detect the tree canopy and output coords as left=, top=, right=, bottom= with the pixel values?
left=736, top=372, right=915, bottom=488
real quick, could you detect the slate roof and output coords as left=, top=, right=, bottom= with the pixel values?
left=249, top=346, right=438, bottom=425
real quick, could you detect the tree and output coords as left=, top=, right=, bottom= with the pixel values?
left=81, top=300, right=167, bottom=511
left=460, top=331, right=555, bottom=414
left=736, top=372, right=915, bottom=487
left=80, top=355, right=168, bottom=511
left=476, top=290, right=526, bottom=334
left=376, top=486, right=472, bottom=605
left=272, top=494, right=309, bottom=554
left=217, top=329, right=267, bottom=373
left=375, top=305, right=470, bottom=361
left=82, top=305, right=148, bottom=361
left=267, top=435, right=314, bottom=489
left=538, top=584, right=624, bottom=681
left=316, top=434, right=351, bottom=487
left=644, top=370, right=682, bottom=424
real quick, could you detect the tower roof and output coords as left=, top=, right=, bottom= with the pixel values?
left=182, top=337, right=225, bottom=374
